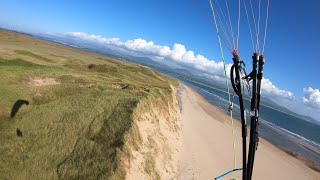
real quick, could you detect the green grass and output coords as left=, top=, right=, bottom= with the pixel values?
left=144, top=153, right=160, bottom=180
left=14, top=50, right=54, bottom=63
left=0, top=31, right=178, bottom=179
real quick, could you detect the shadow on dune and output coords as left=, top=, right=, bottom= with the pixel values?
left=10, top=99, right=29, bottom=118
left=16, top=128, right=23, bottom=137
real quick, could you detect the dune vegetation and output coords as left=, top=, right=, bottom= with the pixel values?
left=0, top=31, right=179, bottom=179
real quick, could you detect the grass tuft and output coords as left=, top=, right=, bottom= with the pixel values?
left=14, top=50, right=53, bottom=62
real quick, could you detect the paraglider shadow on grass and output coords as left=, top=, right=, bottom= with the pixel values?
left=10, top=99, right=29, bottom=118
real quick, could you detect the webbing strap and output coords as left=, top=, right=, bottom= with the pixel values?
left=215, top=168, right=243, bottom=180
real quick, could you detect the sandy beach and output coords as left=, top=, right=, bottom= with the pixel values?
left=178, top=85, right=320, bottom=180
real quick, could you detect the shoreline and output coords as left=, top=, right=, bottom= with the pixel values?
left=181, top=82, right=320, bottom=170
left=178, top=84, right=320, bottom=179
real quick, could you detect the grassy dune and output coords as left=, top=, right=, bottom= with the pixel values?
left=0, top=31, right=178, bottom=179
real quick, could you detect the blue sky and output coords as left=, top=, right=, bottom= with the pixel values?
left=1, top=0, right=320, bottom=118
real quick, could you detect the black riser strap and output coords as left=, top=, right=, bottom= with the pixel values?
left=231, top=55, right=247, bottom=180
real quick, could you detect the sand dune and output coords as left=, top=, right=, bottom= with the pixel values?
left=178, top=85, right=320, bottom=180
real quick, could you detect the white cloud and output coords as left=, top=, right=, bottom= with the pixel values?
left=65, top=32, right=226, bottom=77
left=170, top=44, right=186, bottom=61
left=261, top=78, right=294, bottom=100
left=302, top=87, right=320, bottom=109
left=64, top=32, right=294, bottom=101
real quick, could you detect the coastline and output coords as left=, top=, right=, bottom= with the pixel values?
left=178, top=84, right=320, bottom=179
left=3, top=30, right=318, bottom=179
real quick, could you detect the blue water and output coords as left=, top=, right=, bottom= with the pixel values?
left=178, top=78, right=320, bottom=166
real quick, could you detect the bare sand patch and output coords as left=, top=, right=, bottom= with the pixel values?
left=27, top=77, right=60, bottom=86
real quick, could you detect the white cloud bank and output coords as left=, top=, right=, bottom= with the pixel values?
left=65, top=32, right=227, bottom=76
left=303, top=87, right=320, bottom=109
left=262, top=78, right=294, bottom=100
left=64, top=32, right=294, bottom=100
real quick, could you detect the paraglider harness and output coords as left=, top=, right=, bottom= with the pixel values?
left=191, top=0, right=269, bottom=178
left=218, top=50, right=265, bottom=180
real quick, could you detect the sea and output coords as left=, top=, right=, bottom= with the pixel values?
left=175, top=77, right=320, bottom=168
